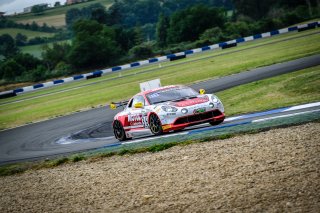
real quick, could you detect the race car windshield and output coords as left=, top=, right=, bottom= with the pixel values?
left=146, top=87, right=199, bottom=105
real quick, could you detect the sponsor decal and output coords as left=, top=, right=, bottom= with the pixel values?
left=146, top=85, right=177, bottom=94
left=128, top=114, right=142, bottom=122
left=149, top=93, right=160, bottom=98
left=128, top=114, right=149, bottom=128
left=167, top=113, right=176, bottom=116
left=162, top=124, right=171, bottom=130
left=193, top=107, right=206, bottom=114
left=174, top=97, right=209, bottom=107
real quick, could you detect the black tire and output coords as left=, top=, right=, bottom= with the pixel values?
left=149, top=114, right=163, bottom=135
left=113, top=120, right=127, bottom=141
left=209, top=119, right=224, bottom=126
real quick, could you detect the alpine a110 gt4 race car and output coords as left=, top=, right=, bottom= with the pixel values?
left=111, top=85, right=225, bottom=141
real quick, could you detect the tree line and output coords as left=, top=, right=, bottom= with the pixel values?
left=0, top=0, right=319, bottom=85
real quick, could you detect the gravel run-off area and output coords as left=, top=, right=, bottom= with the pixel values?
left=0, top=122, right=319, bottom=212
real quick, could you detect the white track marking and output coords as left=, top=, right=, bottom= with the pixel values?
left=252, top=109, right=320, bottom=123
left=225, top=102, right=320, bottom=122
left=283, top=102, right=320, bottom=111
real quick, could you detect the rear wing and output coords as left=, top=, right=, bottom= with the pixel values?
left=110, top=100, right=129, bottom=109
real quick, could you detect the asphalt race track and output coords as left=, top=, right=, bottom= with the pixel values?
left=0, top=55, right=319, bottom=165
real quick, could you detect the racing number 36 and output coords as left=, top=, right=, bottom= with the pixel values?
left=142, top=116, right=149, bottom=128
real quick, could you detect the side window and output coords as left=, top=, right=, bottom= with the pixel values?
left=132, top=95, right=145, bottom=108
left=129, top=95, right=145, bottom=108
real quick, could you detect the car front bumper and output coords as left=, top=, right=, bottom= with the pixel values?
left=161, top=109, right=225, bottom=132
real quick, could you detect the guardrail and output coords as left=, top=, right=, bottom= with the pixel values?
left=1, top=20, right=319, bottom=98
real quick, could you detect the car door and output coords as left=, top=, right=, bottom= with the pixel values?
left=126, top=95, right=147, bottom=130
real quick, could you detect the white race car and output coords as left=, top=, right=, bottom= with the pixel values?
left=111, top=85, right=225, bottom=141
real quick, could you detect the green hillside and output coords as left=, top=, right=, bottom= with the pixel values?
left=8, top=0, right=113, bottom=27
left=0, top=28, right=54, bottom=40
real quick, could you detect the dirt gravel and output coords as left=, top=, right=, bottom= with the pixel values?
left=0, top=123, right=319, bottom=213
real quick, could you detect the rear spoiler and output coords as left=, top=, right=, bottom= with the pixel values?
left=110, top=100, right=129, bottom=109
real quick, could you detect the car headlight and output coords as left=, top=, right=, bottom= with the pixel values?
left=181, top=108, right=188, bottom=114
left=161, top=106, right=178, bottom=112
left=211, top=95, right=219, bottom=103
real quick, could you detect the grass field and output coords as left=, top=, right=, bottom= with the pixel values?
left=8, top=0, right=113, bottom=27
left=0, top=28, right=54, bottom=40
left=0, top=27, right=319, bottom=129
left=14, top=14, right=67, bottom=28
left=20, top=44, right=46, bottom=58
left=218, top=65, right=320, bottom=115
left=0, top=28, right=56, bottom=58
left=20, top=40, right=71, bottom=58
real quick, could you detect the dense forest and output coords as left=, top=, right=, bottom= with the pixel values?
left=0, top=0, right=319, bottom=84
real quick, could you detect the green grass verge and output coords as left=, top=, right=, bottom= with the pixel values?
left=8, top=0, right=113, bottom=27
left=0, top=28, right=319, bottom=129
left=0, top=28, right=54, bottom=40
left=218, top=65, right=320, bottom=116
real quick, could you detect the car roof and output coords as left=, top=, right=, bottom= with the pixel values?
left=136, top=85, right=182, bottom=96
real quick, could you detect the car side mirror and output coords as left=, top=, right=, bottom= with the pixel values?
left=134, top=102, right=144, bottom=108
left=199, top=89, right=206, bottom=94
left=110, top=103, right=117, bottom=109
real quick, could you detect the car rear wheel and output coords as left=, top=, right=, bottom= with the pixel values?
left=149, top=114, right=163, bottom=135
left=209, top=119, right=224, bottom=126
left=113, top=120, right=127, bottom=141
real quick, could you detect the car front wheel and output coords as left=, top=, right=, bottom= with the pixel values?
left=149, top=114, right=163, bottom=136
